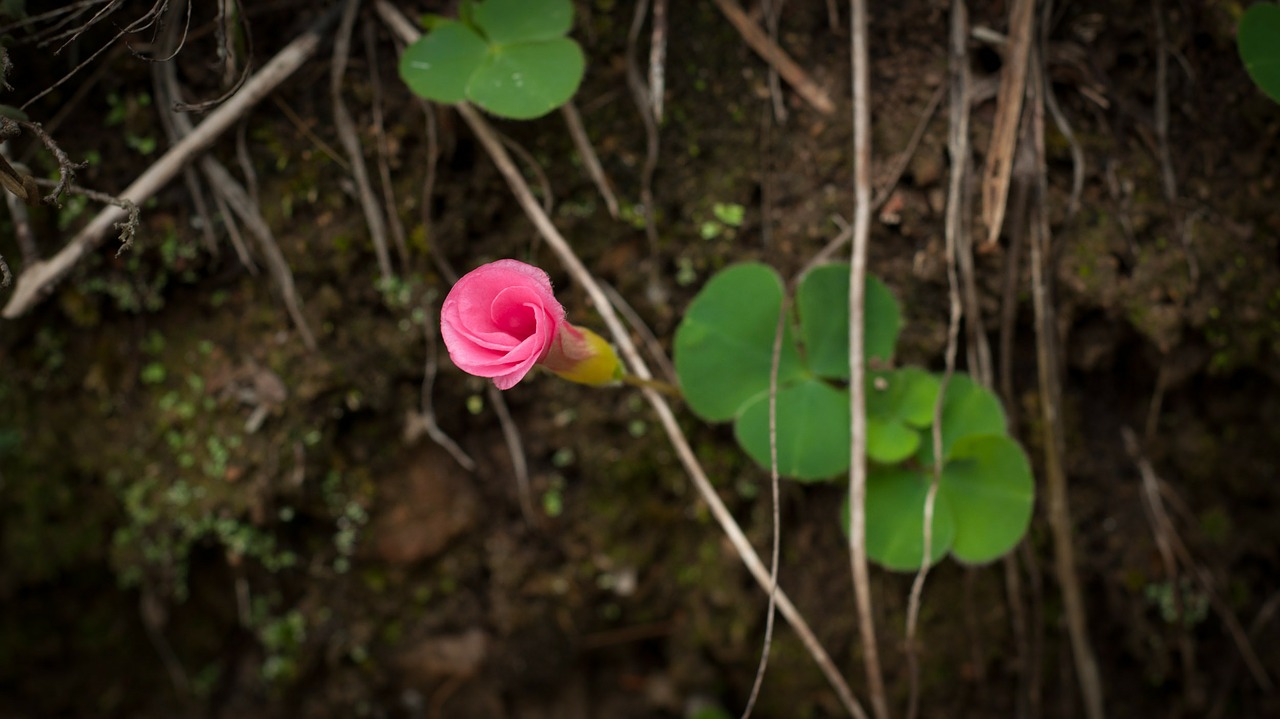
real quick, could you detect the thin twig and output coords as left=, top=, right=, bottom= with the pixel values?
left=365, top=15, right=411, bottom=272
left=154, top=14, right=314, bottom=348
left=2, top=7, right=340, bottom=319
left=905, top=4, right=968, bottom=716
left=740, top=293, right=788, bottom=719
left=710, top=0, right=835, bottom=115
left=332, top=0, right=394, bottom=283
left=271, top=95, right=351, bottom=172
left=624, top=0, right=665, bottom=305
left=871, top=82, right=945, bottom=209
left=23, top=0, right=166, bottom=110
left=560, top=101, right=619, bottom=218
left=1028, top=51, right=1106, bottom=719
left=488, top=383, right=535, bottom=523
left=847, top=2, right=889, bottom=718
left=16, top=118, right=87, bottom=207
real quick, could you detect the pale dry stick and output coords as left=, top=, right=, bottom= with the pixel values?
left=739, top=255, right=789, bottom=719
left=152, top=34, right=225, bottom=257
left=154, top=24, right=313, bottom=346
left=1028, top=57, right=1106, bottom=719
left=200, top=159, right=319, bottom=350
left=153, top=22, right=233, bottom=263
left=847, top=2, right=889, bottom=719
left=379, top=10, right=868, bottom=714
left=1, top=8, right=338, bottom=318
left=624, top=0, right=665, bottom=306
left=1151, top=0, right=1198, bottom=284
left=332, top=0, right=394, bottom=283
left=211, top=186, right=258, bottom=272
left=560, top=102, right=620, bottom=219
left=979, top=0, right=1034, bottom=250
left=1122, top=426, right=1203, bottom=709
left=904, top=4, right=969, bottom=717
left=364, top=16, right=411, bottom=272
left=710, top=0, right=835, bottom=115
left=648, top=0, right=668, bottom=122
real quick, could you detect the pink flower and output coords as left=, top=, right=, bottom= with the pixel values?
left=440, top=259, right=621, bottom=390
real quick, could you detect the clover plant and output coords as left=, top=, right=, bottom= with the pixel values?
left=398, top=0, right=585, bottom=119
left=673, top=263, right=1035, bottom=571
left=1240, top=3, right=1280, bottom=104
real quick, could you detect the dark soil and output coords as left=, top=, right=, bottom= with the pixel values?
left=1, top=1, right=1278, bottom=718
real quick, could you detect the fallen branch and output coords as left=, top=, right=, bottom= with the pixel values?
left=2, top=6, right=340, bottom=319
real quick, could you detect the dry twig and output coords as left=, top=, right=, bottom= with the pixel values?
left=905, top=4, right=968, bottom=716
left=847, top=1, right=888, bottom=717
left=624, top=0, right=665, bottom=305
left=1027, top=53, right=1106, bottom=719
left=710, top=0, right=834, bottom=115
left=332, top=0, right=394, bottom=283
left=979, top=0, right=1034, bottom=250
left=365, top=16, right=411, bottom=271
left=740, top=293, right=788, bottom=719
left=560, top=101, right=619, bottom=218
left=2, top=7, right=339, bottom=319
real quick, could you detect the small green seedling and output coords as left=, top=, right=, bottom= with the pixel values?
left=1239, top=3, right=1280, bottom=104
left=398, top=0, right=585, bottom=119
left=673, top=262, right=1035, bottom=570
